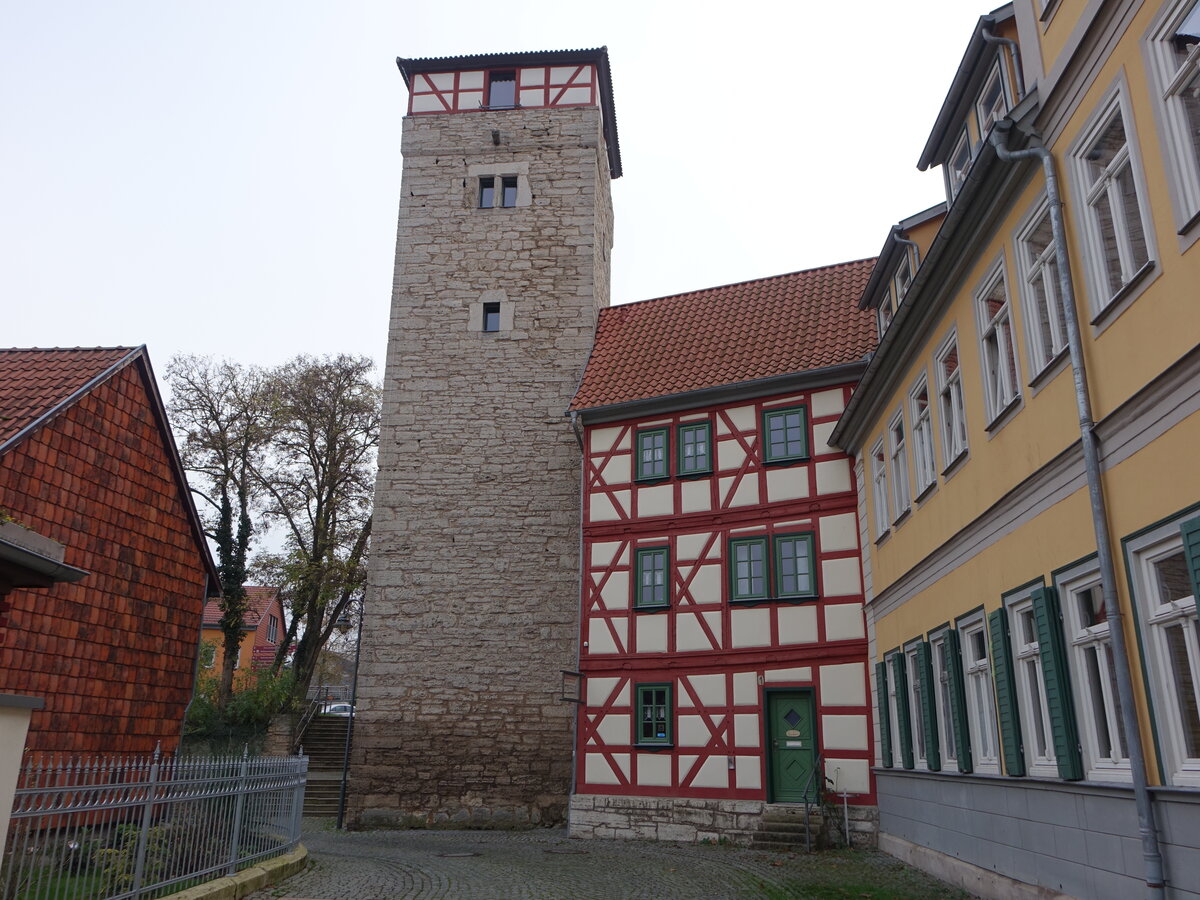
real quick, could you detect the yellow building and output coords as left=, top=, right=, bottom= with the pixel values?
left=830, top=3, right=1200, bottom=898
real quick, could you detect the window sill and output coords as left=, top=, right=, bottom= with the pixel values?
left=634, top=476, right=670, bottom=485
left=730, top=595, right=819, bottom=607
left=1027, top=347, right=1070, bottom=395
left=762, top=454, right=810, bottom=468
left=874, top=528, right=891, bottom=547
left=913, top=480, right=937, bottom=506
left=633, top=604, right=669, bottom=614
left=1090, top=260, right=1155, bottom=329
left=891, top=508, right=911, bottom=529
left=984, top=395, right=1023, bottom=436
left=633, top=743, right=674, bottom=751
left=677, top=470, right=713, bottom=480
left=941, top=450, right=969, bottom=479
left=1176, top=206, right=1200, bottom=237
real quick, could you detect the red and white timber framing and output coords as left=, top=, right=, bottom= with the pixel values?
left=408, top=64, right=598, bottom=115
left=576, top=383, right=875, bottom=805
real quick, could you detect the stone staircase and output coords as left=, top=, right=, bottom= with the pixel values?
left=749, top=804, right=826, bottom=851
left=298, top=714, right=350, bottom=817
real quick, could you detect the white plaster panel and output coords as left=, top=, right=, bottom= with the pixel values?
left=637, top=484, right=674, bottom=518
left=822, top=557, right=862, bottom=597
left=585, top=753, right=625, bottom=785
left=728, top=474, right=759, bottom=508
left=676, top=532, right=710, bottom=561
left=818, top=513, right=858, bottom=552
left=590, top=492, right=618, bottom=522
left=718, top=440, right=746, bottom=470
left=814, top=458, right=852, bottom=495
left=716, top=417, right=730, bottom=436
left=687, top=673, right=726, bottom=707
left=821, top=714, right=868, bottom=751
left=636, top=613, right=667, bottom=653
left=825, top=758, right=870, bottom=794
left=615, top=431, right=631, bottom=451
left=777, top=605, right=818, bottom=644
left=725, top=405, right=756, bottom=432
left=678, top=755, right=697, bottom=780
left=519, top=89, right=543, bottom=107
left=825, top=602, right=865, bottom=641
left=586, top=677, right=620, bottom=707
left=680, top=480, right=711, bottom=513
left=458, top=71, right=484, bottom=89
left=764, top=667, right=812, bottom=683
left=686, top=564, right=722, bottom=605
left=455, top=90, right=483, bottom=110
left=637, top=753, right=672, bottom=787
left=734, top=714, right=761, bottom=748
left=599, top=575, right=629, bottom=610
left=812, top=421, right=836, bottom=456
left=595, top=714, right=630, bottom=746
left=810, top=388, right=845, bottom=418
left=613, top=682, right=629, bottom=707
left=601, top=454, right=630, bottom=485
left=428, top=72, right=454, bottom=90
left=733, top=672, right=759, bottom=705
left=411, top=94, right=445, bottom=113
left=610, top=490, right=630, bottom=518
left=590, top=426, right=622, bottom=454
left=550, top=65, right=583, bottom=82
left=766, top=467, right=810, bottom=502
left=675, top=613, right=712, bottom=652
left=731, top=608, right=771, bottom=648
left=520, top=67, right=545, bottom=85
left=560, top=86, right=591, bottom=104
left=735, top=756, right=762, bottom=790
left=677, top=715, right=709, bottom=747
left=590, top=541, right=621, bottom=568
left=693, top=755, right=729, bottom=789
left=587, top=618, right=617, bottom=654
left=820, top=663, right=866, bottom=706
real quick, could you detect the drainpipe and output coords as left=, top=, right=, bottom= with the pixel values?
left=981, top=26, right=1026, bottom=101
left=891, top=230, right=920, bottom=267
left=990, top=120, right=1165, bottom=899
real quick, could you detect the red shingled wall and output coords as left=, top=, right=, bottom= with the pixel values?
left=0, top=364, right=208, bottom=756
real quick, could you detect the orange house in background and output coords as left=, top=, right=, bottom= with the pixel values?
left=201, top=586, right=286, bottom=678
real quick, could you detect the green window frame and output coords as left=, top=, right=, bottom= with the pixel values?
left=773, top=533, right=816, bottom=598
left=1031, top=586, right=1085, bottom=780
left=635, top=428, right=669, bottom=481
left=677, top=421, right=712, bottom=476
left=762, top=406, right=808, bottom=463
left=916, top=640, right=942, bottom=772
left=730, top=537, right=769, bottom=601
left=943, top=628, right=973, bottom=773
left=876, top=661, right=893, bottom=767
left=636, top=683, right=672, bottom=745
left=634, top=547, right=670, bottom=609
left=891, top=652, right=915, bottom=769
left=988, top=608, right=1027, bottom=776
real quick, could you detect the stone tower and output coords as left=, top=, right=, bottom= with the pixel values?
left=349, top=49, right=619, bottom=827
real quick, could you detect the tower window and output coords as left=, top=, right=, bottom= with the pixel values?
left=482, top=302, right=501, bottom=332
left=501, top=176, right=518, bottom=207
left=479, top=177, right=495, bottom=208
left=478, top=175, right=519, bottom=208
left=487, top=71, right=517, bottom=108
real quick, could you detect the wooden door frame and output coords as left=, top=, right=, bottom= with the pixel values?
left=764, top=686, right=818, bottom=803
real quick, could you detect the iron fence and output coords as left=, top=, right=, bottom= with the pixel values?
left=1, top=747, right=307, bottom=900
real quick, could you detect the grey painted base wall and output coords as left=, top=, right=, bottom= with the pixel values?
left=876, top=769, right=1200, bottom=900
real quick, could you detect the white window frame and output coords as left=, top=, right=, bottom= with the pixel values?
left=870, top=438, right=890, bottom=539
left=909, top=374, right=937, bottom=496
left=931, top=629, right=959, bottom=772
left=886, top=650, right=904, bottom=766
left=887, top=410, right=910, bottom=521
left=960, top=613, right=1000, bottom=774
left=975, top=59, right=1012, bottom=141
left=904, top=642, right=929, bottom=770
left=946, top=127, right=973, bottom=200
left=1068, top=86, right=1156, bottom=315
left=935, top=330, right=968, bottom=468
left=1127, top=518, right=1200, bottom=787
left=974, top=260, right=1021, bottom=424
left=1054, top=559, right=1132, bottom=782
left=1007, top=592, right=1059, bottom=777
left=1145, top=0, right=1200, bottom=228
left=1015, top=197, right=1069, bottom=377
left=893, top=252, right=914, bottom=307
left=878, top=287, right=894, bottom=338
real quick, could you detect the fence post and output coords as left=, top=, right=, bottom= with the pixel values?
left=226, top=745, right=250, bottom=876
left=130, top=743, right=163, bottom=900
left=292, top=754, right=307, bottom=845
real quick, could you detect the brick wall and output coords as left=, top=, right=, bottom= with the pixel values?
left=0, top=363, right=209, bottom=756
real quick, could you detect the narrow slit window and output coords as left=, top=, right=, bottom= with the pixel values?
left=482, top=302, right=501, bottom=332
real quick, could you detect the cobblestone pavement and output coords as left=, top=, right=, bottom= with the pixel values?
left=252, top=824, right=969, bottom=900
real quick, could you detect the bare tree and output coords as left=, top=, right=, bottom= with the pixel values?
left=167, top=356, right=272, bottom=710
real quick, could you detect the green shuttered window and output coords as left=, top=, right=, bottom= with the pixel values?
left=891, top=653, right=915, bottom=769
left=944, top=629, right=973, bottom=773
left=1031, top=586, right=1085, bottom=780
left=917, top=640, right=941, bottom=771
left=877, top=661, right=893, bottom=767
left=988, top=608, right=1026, bottom=776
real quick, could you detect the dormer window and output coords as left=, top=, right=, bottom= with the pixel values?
left=487, top=70, right=517, bottom=108
left=878, top=287, right=895, bottom=338
left=976, top=61, right=1011, bottom=140
left=947, top=127, right=972, bottom=199
left=893, top=254, right=914, bottom=302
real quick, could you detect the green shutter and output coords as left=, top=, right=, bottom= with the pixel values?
left=917, top=641, right=941, bottom=771
left=988, top=609, right=1026, bottom=777
left=944, top=629, right=973, bottom=773
left=1031, top=586, right=1085, bottom=781
left=891, top=653, right=914, bottom=769
left=876, top=661, right=892, bottom=768
left=1182, top=516, right=1200, bottom=600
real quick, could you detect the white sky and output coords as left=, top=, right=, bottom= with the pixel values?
left=2, top=1, right=984, bottom=373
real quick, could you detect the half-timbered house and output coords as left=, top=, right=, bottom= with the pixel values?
left=566, top=261, right=880, bottom=844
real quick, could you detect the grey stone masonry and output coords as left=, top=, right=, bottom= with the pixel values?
left=349, top=102, right=613, bottom=828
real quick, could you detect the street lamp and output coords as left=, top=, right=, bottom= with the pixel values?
left=335, top=600, right=364, bottom=830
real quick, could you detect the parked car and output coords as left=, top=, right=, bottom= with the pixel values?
left=322, top=702, right=354, bottom=717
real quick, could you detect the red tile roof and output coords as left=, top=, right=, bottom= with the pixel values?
left=570, top=259, right=878, bottom=411
left=0, top=348, right=136, bottom=447
left=203, top=586, right=282, bottom=628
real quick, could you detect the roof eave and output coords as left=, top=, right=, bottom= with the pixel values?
left=857, top=203, right=948, bottom=311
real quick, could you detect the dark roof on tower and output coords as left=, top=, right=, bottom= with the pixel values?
left=570, top=259, right=878, bottom=413
left=396, top=47, right=622, bottom=178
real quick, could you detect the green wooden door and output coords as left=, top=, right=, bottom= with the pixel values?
left=767, top=691, right=817, bottom=802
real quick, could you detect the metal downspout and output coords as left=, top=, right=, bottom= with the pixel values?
left=990, top=120, right=1165, bottom=899
left=568, top=409, right=584, bottom=817
left=891, top=228, right=921, bottom=268
left=981, top=26, right=1026, bottom=101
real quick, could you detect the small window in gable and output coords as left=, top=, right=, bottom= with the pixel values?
left=976, top=61, right=1011, bottom=139
left=487, top=70, right=517, bottom=108
left=947, top=128, right=972, bottom=199
left=893, top=254, right=914, bottom=304
left=877, top=288, right=895, bottom=338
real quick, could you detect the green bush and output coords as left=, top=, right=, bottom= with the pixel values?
left=185, top=668, right=295, bottom=744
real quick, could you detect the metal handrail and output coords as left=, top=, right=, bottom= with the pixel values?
left=801, top=754, right=823, bottom=853
left=292, top=695, right=324, bottom=753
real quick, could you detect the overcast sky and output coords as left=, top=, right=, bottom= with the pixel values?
left=3, top=1, right=983, bottom=375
